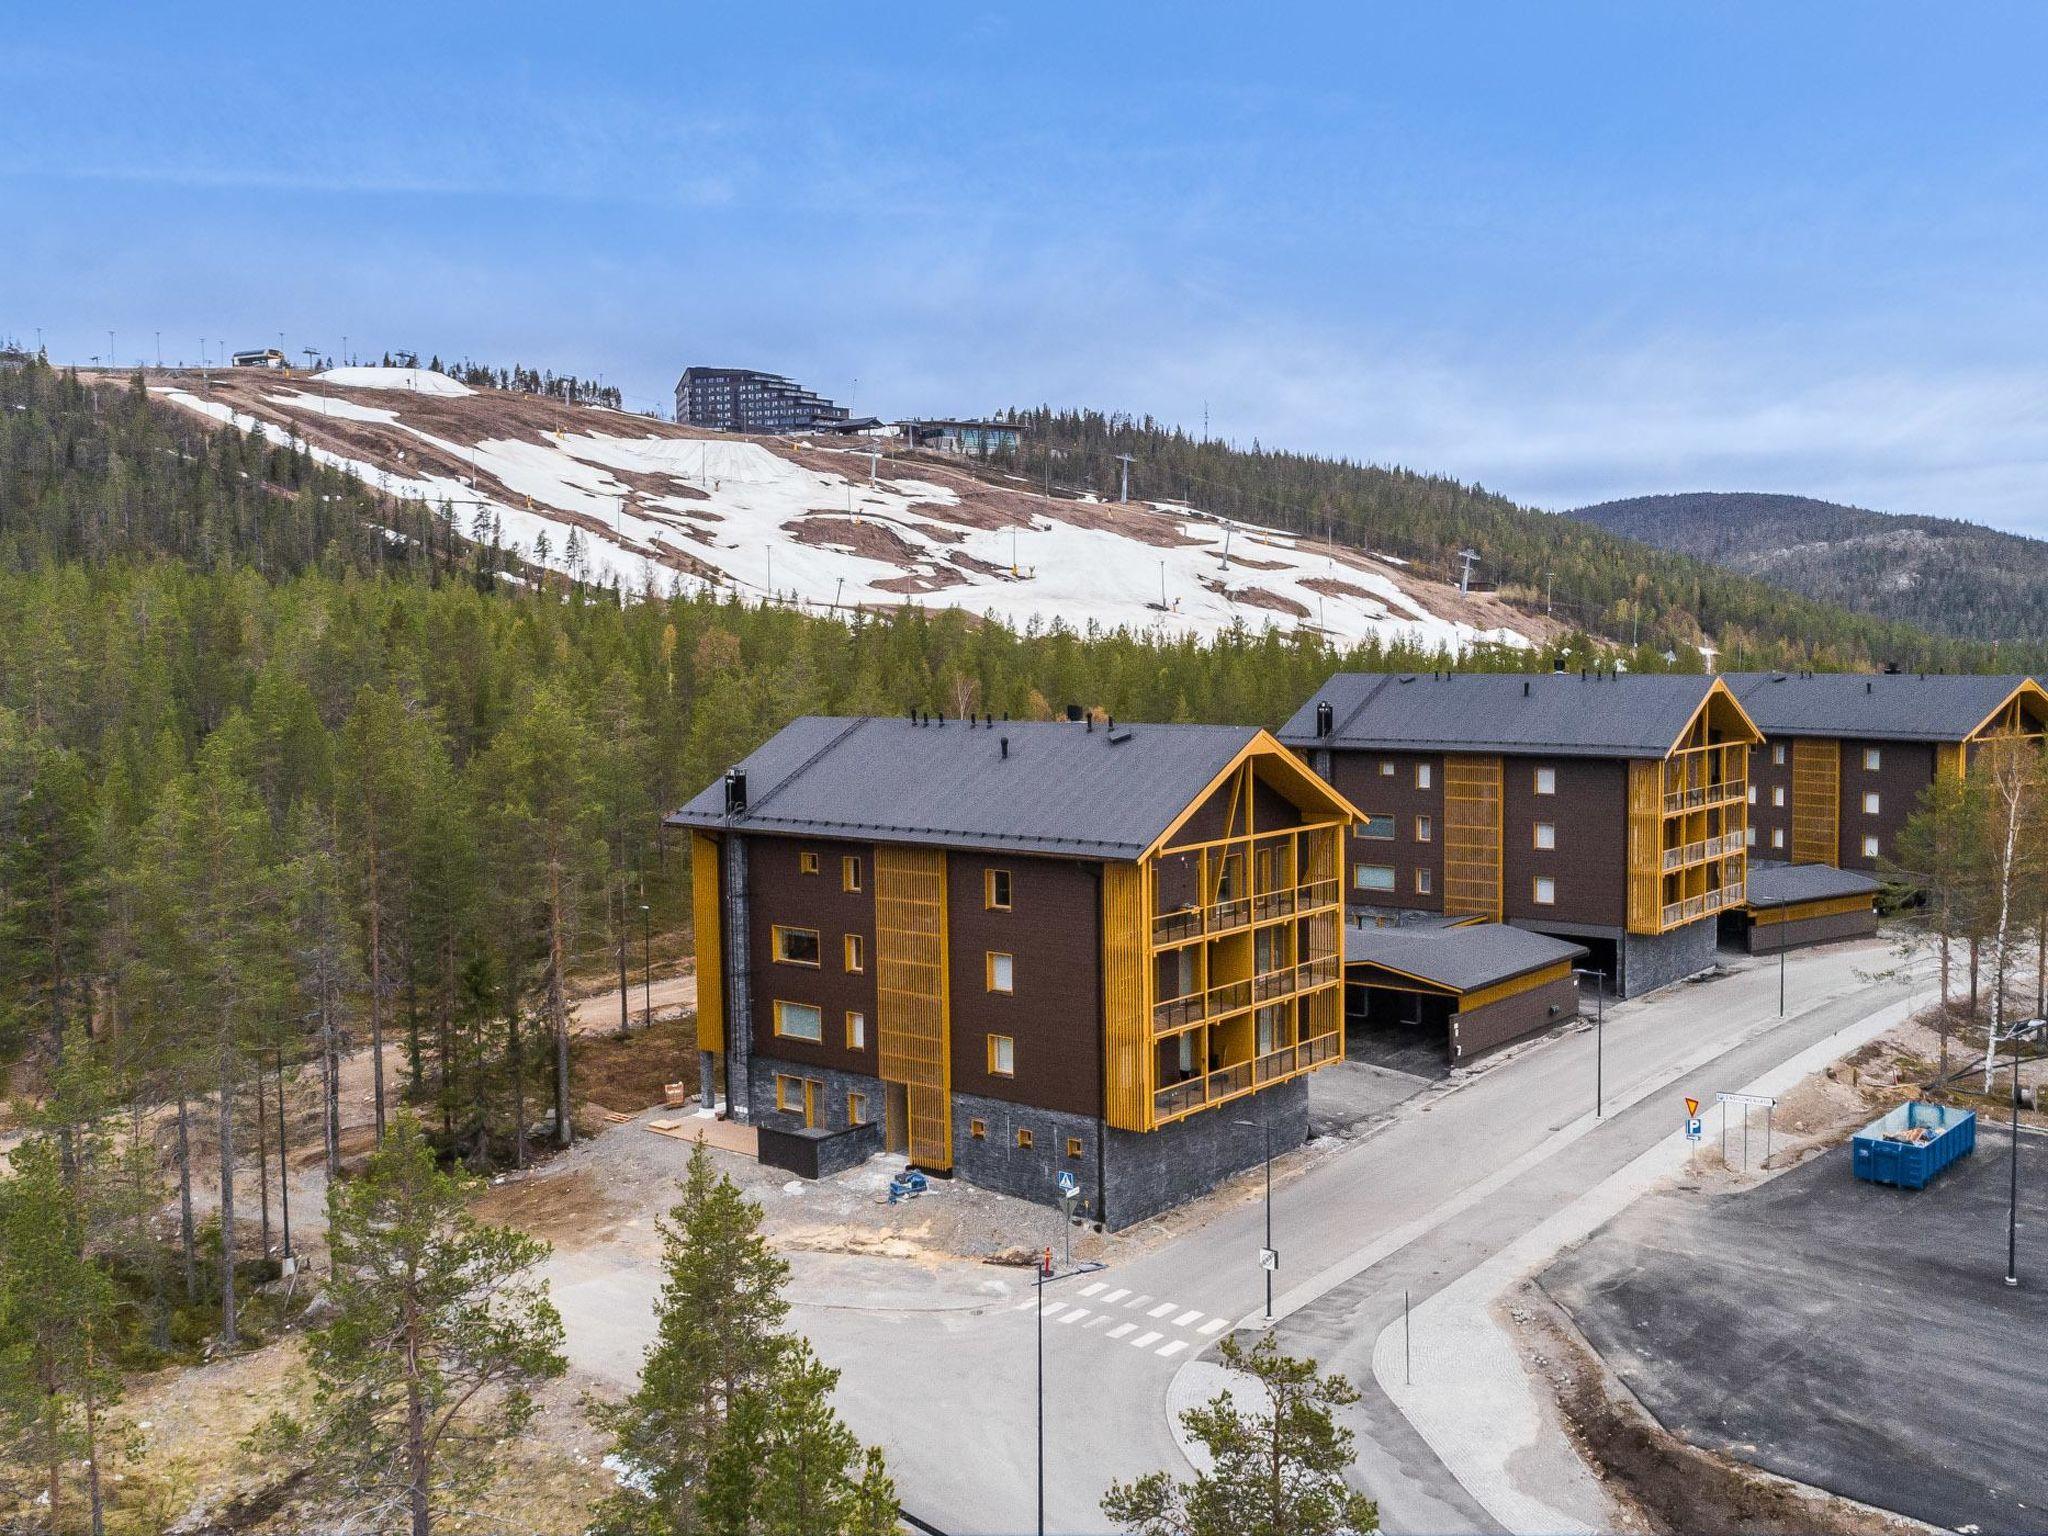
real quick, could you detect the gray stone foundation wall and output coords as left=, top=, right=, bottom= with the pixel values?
left=951, top=1091, right=1102, bottom=1219
left=1620, top=919, right=1718, bottom=998
left=1105, top=1077, right=1309, bottom=1230
left=746, top=1057, right=884, bottom=1162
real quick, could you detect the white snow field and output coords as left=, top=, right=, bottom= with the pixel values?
left=153, top=371, right=1533, bottom=654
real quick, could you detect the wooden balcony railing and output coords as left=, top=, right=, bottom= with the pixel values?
left=1661, top=779, right=1746, bottom=817
left=1151, top=877, right=1343, bottom=946
left=1660, top=831, right=1745, bottom=872
left=1154, top=1029, right=1343, bottom=1121
left=1152, top=955, right=1342, bottom=1035
left=1659, top=879, right=1746, bottom=929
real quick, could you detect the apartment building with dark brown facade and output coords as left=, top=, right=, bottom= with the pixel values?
left=668, top=713, right=1361, bottom=1227
left=1279, top=671, right=1764, bottom=997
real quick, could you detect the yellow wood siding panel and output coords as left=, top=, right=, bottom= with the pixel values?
left=1625, top=761, right=1663, bottom=934
left=1459, top=959, right=1575, bottom=1014
left=1102, top=861, right=1151, bottom=1132
left=691, top=832, right=723, bottom=1054
left=1442, top=755, right=1503, bottom=921
left=1753, top=893, right=1874, bottom=926
left=875, top=846, right=952, bottom=1170
left=1791, top=739, right=1840, bottom=867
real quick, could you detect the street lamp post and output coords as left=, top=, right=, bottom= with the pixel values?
left=1234, top=1112, right=1276, bottom=1322
left=1574, top=968, right=1607, bottom=1117
left=640, top=902, right=652, bottom=1028
left=1995, top=1018, right=2045, bottom=1287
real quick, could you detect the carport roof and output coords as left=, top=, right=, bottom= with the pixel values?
left=1343, top=921, right=1588, bottom=994
left=1744, top=859, right=1882, bottom=910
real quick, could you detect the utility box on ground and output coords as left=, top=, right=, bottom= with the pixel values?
left=1852, top=1101, right=1976, bottom=1190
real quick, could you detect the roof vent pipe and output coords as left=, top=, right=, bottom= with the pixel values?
left=1523, top=680, right=1531, bottom=697
left=1314, top=700, right=1334, bottom=737
left=1066, top=703, right=1084, bottom=722
left=1086, top=714, right=1094, bottom=732
left=1000, top=736, right=1009, bottom=759
left=724, top=769, right=748, bottom=816
left=1867, top=680, right=1874, bottom=693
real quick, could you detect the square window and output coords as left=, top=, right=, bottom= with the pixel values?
left=1863, top=791, right=1881, bottom=815
left=775, top=1075, right=802, bottom=1111
left=1772, top=828, right=1786, bottom=849
left=987, top=952, right=1015, bottom=994
left=773, top=1001, right=823, bottom=1042
left=844, top=933, right=866, bottom=973
left=799, top=850, right=820, bottom=875
left=985, top=868, right=1013, bottom=910
left=1352, top=863, right=1396, bottom=892
left=969, top=1118, right=987, bottom=1140
left=1772, top=744, right=1786, bottom=766
left=1862, top=835, right=1880, bottom=858
left=1415, top=867, right=1432, bottom=895
left=848, top=1091, right=868, bottom=1126
left=1863, top=747, right=1882, bottom=771
left=1533, top=821, right=1556, bottom=851
left=1066, top=1136, right=1084, bottom=1159
left=1416, top=762, right=1433, bottom=790
left=1415, top=814, right=1432, bottom=842
left=1534, top=766, right=1556, bottom=796
left=1016, top=1127, right=1034, bottom=1150
left=988, top=1033, right=1015, bottom=1076
left=1533, top=876, right=1557, bottom=906
left=842, top=854, right=863, bottom=892
left=1358, top=814, right=1396, bottom=840
left=773, top=926, right=821, bottom=966
left=1378, top=759, right=1396, bottom=777
left=1772, top=786, right=1786, bottom=808
left=845, top=1010, right=866, bottom=1049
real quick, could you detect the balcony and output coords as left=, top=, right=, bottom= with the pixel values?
left=1662, top=779, right=1746, bottom=817
left=1152, top=1029, right=1342, bottom=1122
left=1660, top=831, right=1745, bottom=872
left=1152, top=955, right=1342, bottom=1035
left=1659, top=879, right=1747, bottom=929
left=1151, top=877, right=1343, bottom=947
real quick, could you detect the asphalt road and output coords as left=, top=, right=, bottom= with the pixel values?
left=1545, top=1129, right=2048, bottom=1536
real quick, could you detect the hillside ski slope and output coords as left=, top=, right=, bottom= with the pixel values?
left=151, top=367, right=1541, bottom=652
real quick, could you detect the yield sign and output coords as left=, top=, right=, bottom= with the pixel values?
left=1684, top=1097, right=1701, bottom=1118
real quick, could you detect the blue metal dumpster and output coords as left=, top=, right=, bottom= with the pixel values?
left=1851, top=1101, right=1976, bottom=1190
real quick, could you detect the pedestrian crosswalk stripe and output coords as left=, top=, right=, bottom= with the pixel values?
left=1126, top=1294, right=1151, bottom=1308
left=1080, top=1281, right=1106, bottom=1298
left=1156, top=1340, right=1188, bottom=1358
left=1147, top=1302, right=1176, bottom=1319
left=1106, top=1322, right=1135, bottom=1340
left=1015, top=1298, right=1039, bottom=1312
left=1057, top=1306, right=1087, bottom=1324
left=1085, top=1314, right=1110, bottom=1330
left=1198, top=1318, right=1230, bottom=1335
left=1172, top=1309, right=1202, bottom=1328
left=1101, top=1287, right=1130, bottom=1304
left=1130, top=1330, right=1162, bottom=1349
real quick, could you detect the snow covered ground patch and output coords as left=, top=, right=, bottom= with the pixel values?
left=314, top=366, right=473, bottom=396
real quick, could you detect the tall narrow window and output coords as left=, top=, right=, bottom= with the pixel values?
left=1533, top=821, right=1556, bottom=851
left=1016, top=1127, right=1034, bottom=1150
left=843, top=933, right=865, bottom=973
left=1747, top=785, right=1757, bottom=804
left=1534, top=766, right=1557, bottom=796
left=985, top=868, right=1013, bottom=910
left=1862, top=835, right=1880, bottom=858
left=1863, top=747, right=1882, bottom=771
left=845, top=1010, right=866, bottom=1049
left=842, top=854, right=863, bottom=892
left=1862, top=791, right=1881, bottom=815
left=1772, top=786, right=1786, bottom=808
left=847, top=1092, right=868, bottom=1126
left=988, top=1034, right=1015, bottom=1075
left=1415, top=762, right=1433, bottom=790
left=772, top=926, right=821, bottom=966
left=987, top=952, right=1015, bottom=994
left=1415, top=814, right=1432, bottom=842
left=1772, top=744, right=1786, bottom=766
left=1532, top=876, right=1557, bottom=906
left=1772, top=828, right=1786, bottom=850
left=1415, top=867, right=1432, bottom=895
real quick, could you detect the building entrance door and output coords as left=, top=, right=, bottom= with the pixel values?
left=884, top=1082, right=909, bottom=1154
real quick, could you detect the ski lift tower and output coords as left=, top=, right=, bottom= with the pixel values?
left=1457, top=548, right=1481, bottom=595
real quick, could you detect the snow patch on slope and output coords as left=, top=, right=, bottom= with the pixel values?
left=314, top=366, right=473, bottom=396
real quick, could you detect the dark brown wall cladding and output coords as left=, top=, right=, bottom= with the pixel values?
left=1501, top=756, right=1626, bottom=927
left=1837, top=739, right=1934, bottom=870
left=1747, top=905, right=1878, bottom=954
left=946, top=852, right=1104, bottom=1120
left=1451, top=972, right=1580, bottom=1061
left=1325, top=749, right=1444, bottom=911
left=1748, top=741, right=1795, bottom=858
left=745, top=833, right=879, bottom=1077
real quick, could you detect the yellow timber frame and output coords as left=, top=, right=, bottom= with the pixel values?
left=692, top=831, right=723, bottom=1055
left=1790, top=739, right=1840, bottom=866
left=1625, top=679, right=1763, bottom=935
left=1103, top=732, right=1359, bottom=1133
left=874, top=846, right=952, bottom=1170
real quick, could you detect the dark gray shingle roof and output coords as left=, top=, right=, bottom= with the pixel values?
left=1343, top=921, right=1588, bottom=993
left=1723, top=672, right=2042, bottom=743
left=1744, top=859, right=1882, bottom=909
left=666, top=716, right=1262, bottom=859
left=1278, top=672, right=1731, bottom=759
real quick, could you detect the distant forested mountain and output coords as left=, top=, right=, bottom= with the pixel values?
left=1568, top=492, right=2048, bottom=650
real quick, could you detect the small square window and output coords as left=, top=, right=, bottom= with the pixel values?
left=1863, top=791, right=1881, bottom=815
left=1065, top=1136, right=1084, bottom=1160
left=1772, top=744, right=1786, bottom=766
left=1416, top=762, right=1433, bottom=790
left=1533, top=875, right=1557, bottom=906
left=845, top=1010, right=866, bottom=1049
left=1863, top=747, right=1882, bottom=771
left=799, top=850, right=820, bottom=875
left=1862, top=835, right=1880, bottom=858
left=1415, top=814, right=1432, bottom=842
left=1534, top=766, right=1556, bottom=796
left=1533, top=821, right=1556, bottom=851
left=1378, top=759, right=1396, bottom=777
left=986, top=868, right=1013, bottom=910
left=987, top=952, right=1015, bottom=994
left=773, top=1001, right=823, bottom=1042
left=844, top=933, right=865, bottom=973
left=970, top=1118, right=987, bottom=1140
left=988, top=1033, right=1015, bottom=1076
left=842, top=854, right=863, bottom=892
left=1415, top=867, right=1432, bottom=895
left=1772, top=786, right=1786, bottom=808
left=1016, top=1127, right=1034, bottom=1150
left=773, top=926, right=821, bottom=966
left=848, top=1091, right=868, bottom=1126
left=1772, top=828, right=1786, bottom=849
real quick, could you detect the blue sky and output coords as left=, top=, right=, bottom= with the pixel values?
left=9, top=3, right=2048, bottom=535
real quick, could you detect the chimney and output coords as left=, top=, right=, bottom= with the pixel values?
left=724, top=768, right=748, bottom=816
left=1065, top=703, right=1084, bottom=722
left=1553, top=657, right=1567, bottom=673
left=1315, top=700, right=1334, bottom=737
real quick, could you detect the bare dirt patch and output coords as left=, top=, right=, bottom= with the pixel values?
left=785, top=514, right=926, bottom=565
left=1300, top=575, right=1377, bottom=600
left=1202, top=579, right=1309, bottom=619
left=570, top=1014, right=700, bottom=1122
left=473, top=1165, right=629, bottom=1252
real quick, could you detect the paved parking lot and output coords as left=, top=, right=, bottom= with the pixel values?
left=1544, top=1127, right=2048, bottom=1534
